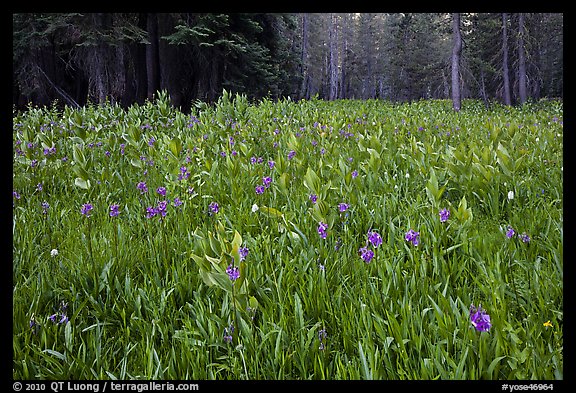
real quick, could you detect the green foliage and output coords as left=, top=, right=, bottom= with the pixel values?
left=13, top=98, right=563, bottom=380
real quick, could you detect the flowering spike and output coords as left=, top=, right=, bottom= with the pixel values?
left=469, top=304, right=491, bottom=332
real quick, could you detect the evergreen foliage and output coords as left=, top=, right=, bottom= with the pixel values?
left=12, top=13, right=563, bottom=110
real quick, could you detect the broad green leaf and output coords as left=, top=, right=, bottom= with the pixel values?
left=303, top=167, right=321, bottom=195
left=260, top=206, right=284, bottom=218
left=74, top=177, right=90, bottom=189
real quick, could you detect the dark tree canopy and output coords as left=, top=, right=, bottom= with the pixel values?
left=13, top=12, right=563, bottom=111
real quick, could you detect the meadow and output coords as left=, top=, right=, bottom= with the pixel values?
left=12, top=92, right=563, bottom=380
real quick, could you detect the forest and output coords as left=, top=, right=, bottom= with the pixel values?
left=12, top=13, right=563, bottom=111
left=12, top=12, right=564, bottom=381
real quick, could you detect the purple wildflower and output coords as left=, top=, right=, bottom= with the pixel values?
left=519, top=233, right=530, bottom=243
left=109, top=204, right=120, bottom=217
left=506, top=226, right=515, bottom=239
left=405, top=229, right=420, bottom=246
left=470, top=304, right=492, bottom=332
left=157, top=200, right=168, bottom=217
left=239, top=246, right=249, bottom=261
left=309, top=194, right=318, bottom=204
left=262, top=176, right=272, bottom=188
left=81, top=203, right=93, bottom=217
left=209, top=202, right=219, bottom=215
left=318, top=328, right=328, bottom=350
left=359, top=246, right=375, bottom=263
left=338, top=203, right=349, bottom=212
left=268, top=160, right=275, bottom=169
left=146, top=206, right=157, bottom=219
left=156, top=186, right=167, bottom=196
left=318, top=222, right=328, bottom=239
left=368, top=230, right=382, bottom=248
left=173, top=197, right=183, bottom=207
left=439, top=208, right=450, bottom=223
left=255, top=185, right=265, bottom=195
left=223, top=324, right=234, bottom=343
left=226, top=264, right=240, bottom=281
left=178, top=166, right=190, bottom=181
left=287, top=150, right=296, bottom=160
left=41, top=201, right=50, bottom=214
left=352, top=170, right=358, bottom=179
left=137, top=181, right=148, bottom=194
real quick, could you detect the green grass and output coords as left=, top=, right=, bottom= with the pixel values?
left=13, top=92, right=563, bottom=380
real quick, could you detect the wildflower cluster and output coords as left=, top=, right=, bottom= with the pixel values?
left=255, top=176, right=272, bottom=195
left=30, top=301, right=69, bottom=333
left=178, top=166, right=191, bottom=181
left=146, top=200, right=168, bottom=219
left=358, top=229, right=382, bottom=263
left=505, top=225, right=531, bottom=243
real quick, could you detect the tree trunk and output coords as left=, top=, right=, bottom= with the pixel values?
left=339, top=13, right=349, bottom=99
left=146, top=12, right=161, bottom=101
left=328, top=13, right=338, bottom=101
left=364, top=15, right=374, bottom=99
left=451, top=13, right=462, bottom=112
left=517, top=12, right=528, bottom=104
left=299, top=13, right=310, bottom=100
left=501, top=13, right=512, bottom=106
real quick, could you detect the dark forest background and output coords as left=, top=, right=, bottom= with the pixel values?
left=12, top=13, right=563, bottom=112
